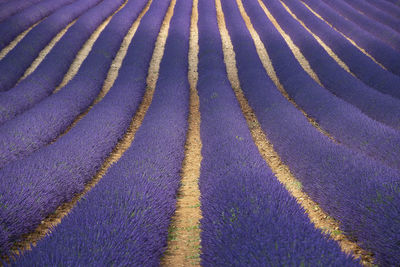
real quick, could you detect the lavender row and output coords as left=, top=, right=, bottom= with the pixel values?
left=0, top=0, right=43, bottom=23
left=0, top=0, right=169, bottom=255
left=245, top=0, right=400, bottom=171
left=229, top=0, right=400, bottom=264
left=364, top=0, right=400, bottom=19
left=0, top=0, right=124, bottom=126
left=342, top=0, right=400, bottom=33
left=0, top=0, right=76, bottom=50
left=14, top=0, right=190, bottom=264
left=300, top=0, right=400, bottom=76
left=383, top=0, right=400, bottom=6
left=0, top=0, right=147, bottom=169
left=265, top=0, right=400, bottom=131
left=321, top=0, right=400, bottom=52
left=0, top=0, right=103, bottom=92
left=281, top=0, right=400, bottom=101
left=197, top=0, right=358, bottom=265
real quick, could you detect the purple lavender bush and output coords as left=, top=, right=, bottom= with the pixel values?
left=197, top=0, right=359, bottom=265
left=0, top=0, right=168, bottom=255
left=0, top=0, right=76, bottom=50
left=13, top=0, right=191, bottom=264
left=0, top=0, right=125, bottom=125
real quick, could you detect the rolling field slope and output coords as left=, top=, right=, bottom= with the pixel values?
left=0, top=0, right=399, bottom=266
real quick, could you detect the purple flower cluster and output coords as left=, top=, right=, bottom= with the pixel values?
left=0, top=0, right=76, bottom=50
left=241, top=0, right=400, bottom=172
left=226, top=0, right=400, bottom=264
left=0, top=0, right=168, bottom=255
left=301, top=0, right=400, bottom=76
left=0, top=0, right=43, bottom=23
left=267, top=0, right=400, bottom=131
left=321, top=0, right=400, bottom=52
left=364, top=0, right=400, bottom=19
left=0, top=0, right=125, bottom=126
left=197, top=0, right=358, bottom=265
left=0, top=0, right=398, bottom=265
left=13, top=0, right=191, bottom=264
left=0, top=0, right=103, bottom=92
left=281, top=0, right=400, bottom=101
left=0, top=0, right=147, bottom=169
left=342, top=0, right=400, bottom=32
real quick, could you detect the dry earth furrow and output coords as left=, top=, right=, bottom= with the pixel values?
left=162, top=0, right=202, bottom=266
left=217, top=0, right=374, bottom=265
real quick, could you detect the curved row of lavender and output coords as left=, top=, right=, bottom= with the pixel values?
left=300, top=0, right=400, bottom=76
left=365, top=0, right=400, bottom=19
left=266, top=0, right=400, bottom=130
left=0, top=0, right=125, bottom=126
left=14, top=1, right=191, bottom=264
left=0, top=0, right=76, bottom=50
left=342, top=0, right=400, bottom=33
left=0, top=0, right=103, bottom=92
left=0, top=0, right=148, bottom=169
left=227, top=0, right=400, bottom=265
left=321, top=0, right=400, bottom=52
left=198, top=0, right=358, bottom=265
left=0, top=0, right=167, bottom=254
left=281, top=0, right=400, bottom=101
left=0, top=0, right=43, bottom=23
left=240, top=0, right=400, bottom=172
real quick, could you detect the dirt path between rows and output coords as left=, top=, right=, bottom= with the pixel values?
left=162, top=0, right=202, bottom=266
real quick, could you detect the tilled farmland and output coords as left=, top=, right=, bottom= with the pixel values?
left=0, top=0, right=399, bottom=266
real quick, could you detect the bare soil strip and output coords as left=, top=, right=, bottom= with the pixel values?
left=18, top=19, right=77, bottom=83
left=7, top=0, right=176, bottom=259
left=162, top=0, right=202, bottom=266
left=52, top=0, right=150, bottom=141
left=279, top=1, right=351, bottom=74
left=0, top=20, right=42, bottom=60
left=217, top=0, right=374, bottom=265
left=300, top=1, right=386, bottom=70
left=233, top=0, right=335, bottom=142
left=53, top=0, right=129, bottom=93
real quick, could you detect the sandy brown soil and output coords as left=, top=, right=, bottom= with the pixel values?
left=301, top=1, right=386, bottom=70
left=161, top=0, right=202, bottom=266
left=218, top=0, right=374, bottom=265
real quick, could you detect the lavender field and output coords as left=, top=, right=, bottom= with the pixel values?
left=0, top=0, right=399, bottom=266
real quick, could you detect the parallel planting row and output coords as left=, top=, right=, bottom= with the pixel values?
left=0, top=0, right=399, bottom=266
